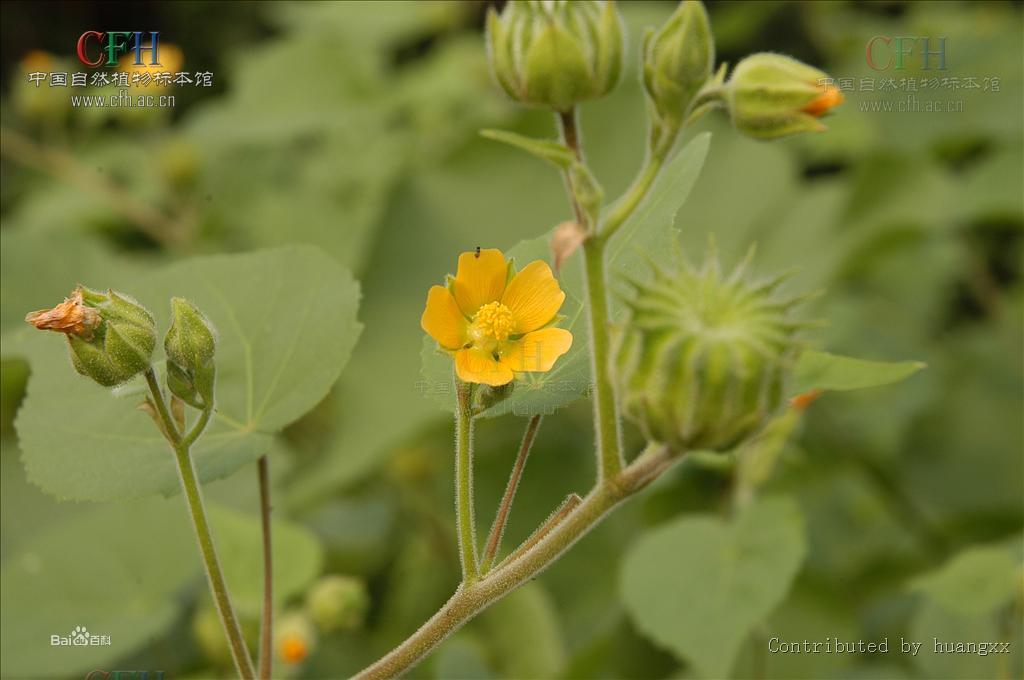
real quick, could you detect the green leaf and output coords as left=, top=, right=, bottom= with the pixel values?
left=910, top=599, right=1022, bottom=680
left=419, top=133, right=710, bottom=417
left=479, top=129, right=576, bottom=169
left=13, top=246, right=362, bottom=501
left=792, top=350, right=925, bottom=394
left=620, top=497, right=806, bottom=678
left=479, top=583, right=568, bottom=679
left=909, top=540, right=1021, bottom=617
left=210, top=503, right=324, bottom=618
left=434, top=633, right=497, bottom=680
left=0, top=498, right=197, bottom=679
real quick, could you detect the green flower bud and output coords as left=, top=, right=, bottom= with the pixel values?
left=305, top=574, right=370, bottom=633
left=642, top=1, right=715, bottom=127
left=164, top=297, right=217, bottom=407
left=26, top=286, right=156, bottom=386
left=612, top=253, right=806, bottom=452
left=725, top=53, right=843, bottom=140
left=487, top=0, right=623, bottom=112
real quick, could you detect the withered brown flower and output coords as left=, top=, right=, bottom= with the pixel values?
left=25, top=288, right=101, bottom=339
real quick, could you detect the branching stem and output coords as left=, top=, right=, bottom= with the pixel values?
left=557, top=108, right=624, bottom=482
left=481, top=414, right=543, bottom=573
left=358, top=98, right=689, bottom=680
left=354, top=444, right=676, bottom=680
left=143, top=367, right=255, bottom=679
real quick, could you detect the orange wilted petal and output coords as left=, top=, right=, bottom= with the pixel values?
left=25, top=288, right=100, bottom=339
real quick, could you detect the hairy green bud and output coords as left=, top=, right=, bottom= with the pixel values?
left=487, top=0, right=623, bottom=112
left=26, top=286, right=156, bottom=386
left=612, top=253, right=806, bottom=452
left=725, top=53, right=843, bottom=139
left=305, top=574, right=370, bottom=633
left=642, top=1, right=715, bottom=127
left=164, top=297, right=217, bottom=407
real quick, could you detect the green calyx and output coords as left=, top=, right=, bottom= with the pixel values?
left=164, top=297, right=217, bottom=408
left=612, top=252, right=809, bottom=452
left=68, top=287, right=156, bottom=387
left=487, top=0, right=623, bottom=112
left=642, top=0, right=715, bottom=128
left=725, top=52, right=838, bottom=139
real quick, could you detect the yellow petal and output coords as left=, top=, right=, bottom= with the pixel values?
left=451, top=248, right=509, bottom=317
left=502, top=260, right=566, bottom=334
left=421, top=285, right=468, bottom=350
left=500, top=328, right=573, bottom=373
left=456, top=348, right=514, bottom=386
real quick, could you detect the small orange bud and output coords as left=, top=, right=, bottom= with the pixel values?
left=25, top=288, right=100, bottom=339
left=800, top=85, right=843, bottom=117
left=20, top=49, right=52, bottom=73
left=789, top=389, right=823, bottom=411
left=279, top=634, right=308, bottom=664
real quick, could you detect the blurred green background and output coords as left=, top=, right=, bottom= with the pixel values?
left=0, top=2, right=1021, bottom=679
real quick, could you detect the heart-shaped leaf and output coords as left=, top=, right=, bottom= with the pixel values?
left=621, top=497, right=806, bottom=678
left=12, top=245, right=362, bottom=501
left=0, top=496, right=324, bottom=678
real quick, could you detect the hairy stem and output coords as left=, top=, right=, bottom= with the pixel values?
left=144, top=368, right=255, bottom=679
left=181, top=402, right=214, bottom=449
left=556, top=108, right=624, bottom=482
left=455, top=379, right=479, bottom=582
left=481, top=414, right=543, bottom=572
left=354, top=445, right=674, bottom=680
left=582, top=238, right=624, bottom=481
left=257, top=455, right=273, bottom=680
left=357, top=103, right=690, bottom=680
left=601, top=121, right=680, bottom=241
left=174, top=444, right=256, bottom=680
left=493, top=492, right=582, bottom=572
left=144, top=368, right=181, bottom=445
left=602, top=152, right=663, bottom=239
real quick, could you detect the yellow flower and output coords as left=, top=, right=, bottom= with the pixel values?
left=117, top=43, right=183, bottom=75
left=421, top=248, right=573, bottom=386
left=20, top=50, right=53, bottom=73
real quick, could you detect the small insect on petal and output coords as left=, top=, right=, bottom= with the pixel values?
left=24, top=288, right=100, bottom=339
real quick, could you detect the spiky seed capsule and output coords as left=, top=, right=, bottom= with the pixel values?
left=613, top=255, right=805, bottom=452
